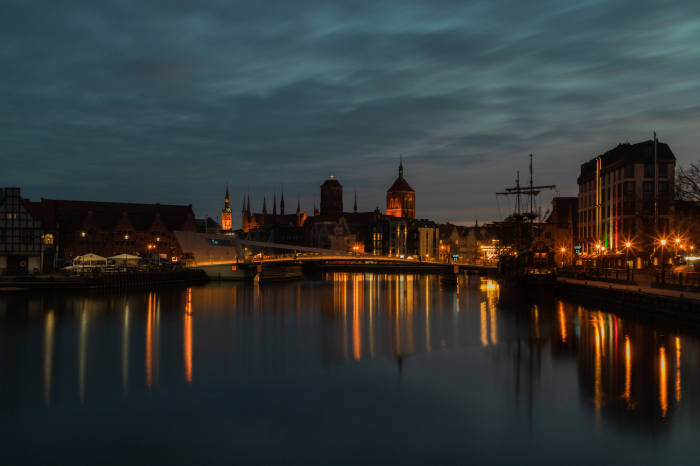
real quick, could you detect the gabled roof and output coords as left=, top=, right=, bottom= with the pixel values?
left=387, top=178, right=414, bottom=193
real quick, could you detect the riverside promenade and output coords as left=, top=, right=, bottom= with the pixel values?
left=556, top=274, right=700, bottom=323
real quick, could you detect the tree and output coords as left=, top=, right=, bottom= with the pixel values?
left=676, top=162, right=700, bottom=203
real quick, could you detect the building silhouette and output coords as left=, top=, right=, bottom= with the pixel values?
left=386, top=158, right=415, bottom=219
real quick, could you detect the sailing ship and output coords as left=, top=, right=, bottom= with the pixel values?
left=495, top=155, right=557, bottom=288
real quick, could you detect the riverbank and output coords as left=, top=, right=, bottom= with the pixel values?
left=556, top=276, right=700, bottom=322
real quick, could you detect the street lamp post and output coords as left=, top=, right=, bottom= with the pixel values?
left=595, top=243, right=601, bottom=279
left=81, top=231, right=86, bottom=272
left=625, top=242, right=631, bottom=280
left=660, top=239, right=667, bottom=284
left=124, top=235, right=129, bottom=268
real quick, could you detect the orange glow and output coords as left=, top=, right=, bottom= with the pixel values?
left=626, top=242, right=631, bottom=248
left=624, top=336, right=632, bottom=408
left=676, top=337, right=681, bottom=406
left=146, top=292, right=154, bottom=389
left=480, top=302, right=488, bottom=347
left=352, top=276, right=361, bottom=361
left=660, top=345, right=668, bottom=418
left=184, top=288, right=193, bottom=384
left=558, top=302, right=567, bottom=342
left=661, top=239, right=667, bottom=246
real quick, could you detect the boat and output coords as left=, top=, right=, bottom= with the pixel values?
left=495, top=155, right=557, bottom=289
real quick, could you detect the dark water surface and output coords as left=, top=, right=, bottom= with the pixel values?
left=1, top=273, right=700, bottom=465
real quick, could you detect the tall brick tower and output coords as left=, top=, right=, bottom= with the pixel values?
left=320, top=176, right=343, bottom=215
left=221, top=183, right=232, bottom=231
left=386, top=158, right=415, bottom=219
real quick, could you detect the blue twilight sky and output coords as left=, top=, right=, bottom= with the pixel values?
left=2, top=0, right=700, bottom=229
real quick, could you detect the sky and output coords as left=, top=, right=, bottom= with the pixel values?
left=3, top=0, right=700, bottom=230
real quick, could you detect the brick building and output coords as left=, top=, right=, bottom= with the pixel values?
left=0, top=188, right=45, bottom=275
left=29, top=199, right=199, bottom=261
left=386, top=159, right=415, bottom=219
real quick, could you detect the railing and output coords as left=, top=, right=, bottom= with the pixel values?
left=654, top=271, right=700, bottom=287
left=560, top=266, right=634, bottom=282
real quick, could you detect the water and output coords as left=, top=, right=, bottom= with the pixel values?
left=1, top=273, right=699, bottom=465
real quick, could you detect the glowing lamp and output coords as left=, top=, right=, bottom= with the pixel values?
left=625, top=242, right=631, bottom=248
left=661, top=239, right=666, bottom=245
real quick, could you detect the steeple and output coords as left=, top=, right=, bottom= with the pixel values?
left=399, top=155, right=403, bottom=180
left=273, top=189, right=277, bottom=216
left=475, top=215, right=479, bottom=228
left=296, top=198, right=300, bottom=214
left=280, top=186, right=285, bottom=215
left=224, top=183, right=231, bottom=212
left=246, top=191, right=250, bottom=215
left=242, top=193, right=246, bottom=213
left=262, top=192, right=267, bottom=214
left=354, top=188, right=357, bottom=213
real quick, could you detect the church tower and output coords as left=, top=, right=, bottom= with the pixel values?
left=221, top=183, right=232, bottom=231
left=386, top=157, right=415, bottom=219
left=320, top=176, right=343, bottom=215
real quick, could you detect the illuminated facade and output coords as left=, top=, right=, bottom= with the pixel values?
left=221, top=184, right=232, bottom=232
left=386, top=159, right=415, bottom=219
left=577, top=139, right=676, bottom=258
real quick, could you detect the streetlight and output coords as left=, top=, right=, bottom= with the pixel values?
left=660, top=239, right=667, bottom=284
left=81, top=231, right=86, bottom=272
left=124, top=235, right=129, bottom=267
left=624, top=242, right=632, bottom=279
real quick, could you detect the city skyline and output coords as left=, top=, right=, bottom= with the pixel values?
left=3, top=0, right=700, bottom=227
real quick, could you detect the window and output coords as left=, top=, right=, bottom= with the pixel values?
left=644, top=164, right=654, bottom=178
left=618, top=184, right=622, bottom=197
left=624, top=201, right=635, bottom=215
left=644, top=201, right=653, bottom=213
left=643, top=181, right=653, bottom=195
left=644, top=145, right=653, bottom=158
left=659, top=163, right=668, bottom=178
left=545, top=232, right=552, bottom=239
left=625, top=182, right=635, bottom=196
left=625, top=165, right=634, bottom=177
left=5, top=213, right=10, bottom=219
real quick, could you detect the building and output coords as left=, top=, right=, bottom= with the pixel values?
left=241, top=192, right=307, bottom=233
left=537, top=197, right=579, bottom=266
left=320, top=177, right=343, bottom=215
left=221, top=184, right=232, bottom=232
left=577, top=139, right=676, bottom=262
left=0, top=188, right=45, bottom=275
left=29, top=198, right=199, bottom=261
left=386, top=159, right=415, bottom=219
left=438, top=224, right=461, bottom=262
left=412, top=219, right=439, bottom=260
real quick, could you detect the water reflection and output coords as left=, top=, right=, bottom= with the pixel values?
left=0, top=273, right=696, bottom=437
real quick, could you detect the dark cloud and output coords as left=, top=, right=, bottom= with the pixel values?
left=2, top=0, right=700, bottom=226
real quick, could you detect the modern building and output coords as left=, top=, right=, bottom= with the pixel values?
left=28, top=198, right=199, bottom=261
left=0, top=188, right=45, bottom=275
left=386, top=159, right=415, bottom=219
left=577, top=139, right=676, bottom=260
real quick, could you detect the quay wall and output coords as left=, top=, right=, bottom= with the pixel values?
left=556, top=281, right=700, bottom=322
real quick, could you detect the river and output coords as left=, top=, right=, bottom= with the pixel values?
left=1, top=273, right=699, bottom=464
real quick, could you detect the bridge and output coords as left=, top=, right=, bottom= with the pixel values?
left=174, top=231, right=497, bottom=275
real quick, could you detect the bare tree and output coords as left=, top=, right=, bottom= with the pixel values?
left=676, top=162, right=700, bottom=202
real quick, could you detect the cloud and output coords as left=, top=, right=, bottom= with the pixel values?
left=2, top=0, right=700, bottom=226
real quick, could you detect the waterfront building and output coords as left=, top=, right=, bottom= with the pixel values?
left=28, top=198, right=198, bottom=261
left=0, top=188, right=45, bottom=275
left=386, top=159, right=415, bottom=219
left=537, top=197, right=579, bottom=266
left=577, top=139, right=676, bottom=264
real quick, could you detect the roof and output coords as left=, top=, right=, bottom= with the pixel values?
left=544, top=197, right=579, bottom=229
left=29, top=198, right=195, bottom=232
left=578, top=140, right=676, bottom=183
left=320, top=179, right=343, bottom=188
left=387, top=178, right=414, bottom=193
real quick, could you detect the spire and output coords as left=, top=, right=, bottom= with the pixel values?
left=296, top=198, right=300, bottom=214
left=223, top=182, right=231, bottom=213
left=246, top=189, right=250, bottom=215
left=280, top=185, right=285, bottom=215
left=354, top=188, right=357, bottom=213
left=262, top=191, right=267, bottom=214
left=273, top=189, right=277, bottom=216
left=399, top=155, right=403, bottom=180
left=475, top=215, right=479, bottom=228
left=242, top=193, right=246, bottom=213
